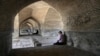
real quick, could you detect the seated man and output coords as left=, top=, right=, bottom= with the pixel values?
left=54, top=31, right=67, bottom=45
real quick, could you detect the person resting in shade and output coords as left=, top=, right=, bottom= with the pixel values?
left=54, top=31, right=67, bottom=45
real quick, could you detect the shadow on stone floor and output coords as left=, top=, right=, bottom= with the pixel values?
left=9, top=45, right=97, bottom=56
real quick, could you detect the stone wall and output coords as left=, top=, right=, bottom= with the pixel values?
left=44, top=0, right=100, bottom=31
left=66, top=31, right=100, bottom=55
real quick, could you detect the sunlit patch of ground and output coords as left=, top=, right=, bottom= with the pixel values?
left=12, top=35, right=58, bottom=49
left=12, top=37, right=34, bottom=49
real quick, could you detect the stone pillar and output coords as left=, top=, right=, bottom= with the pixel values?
left=0, top=31, right=12, bottom=56
left=12, top=14, right=19, bottom=39
left=0, top=10, right=13, bottom=56
left=0, top=16, right=12, bottom=56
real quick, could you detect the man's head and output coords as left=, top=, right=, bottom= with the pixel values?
left=58, top=31, right=62, bottom=34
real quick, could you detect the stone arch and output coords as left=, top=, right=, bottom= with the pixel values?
left=20, top=17, right=40, bottom=28
left=19, top=7, right=33, bottom=23
left=12, top=7, right=33, bottom=38
left=19, top=17, right=41, bottom=35
left=19, top=22, right=33, bottom=35
left=0, top=0, right=62, bottom=56
left=1, top=0, right=100, bottom=56
left=13, top=1, right=63, bottom=37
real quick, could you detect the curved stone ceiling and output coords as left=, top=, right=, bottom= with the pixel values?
left=19, top=7, right=32, bottom=23
left=44, top=8, right=63, bottom=30
left=18, top=1, right=51, bottom=25
left=14, top=0, right=100, bottom=32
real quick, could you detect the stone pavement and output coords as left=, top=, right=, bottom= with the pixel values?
left=10, top=45, right=97, bottom=56
left=12, top=35, right=58, bottom=49
left=12, top=37, right=34, bottom=49
left=11, top=35, right=98, bottom=56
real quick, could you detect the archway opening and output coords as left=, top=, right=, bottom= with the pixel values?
left=12, top=1, right=63, bottom=49
left=19, top=17, right=40, bottom=36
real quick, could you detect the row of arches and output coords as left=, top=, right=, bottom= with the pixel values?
left=13, top=1, right=63, bottom=38
left=1, top=0, right=100, bottom=56
left=19, top=17, right=40, bottom=36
